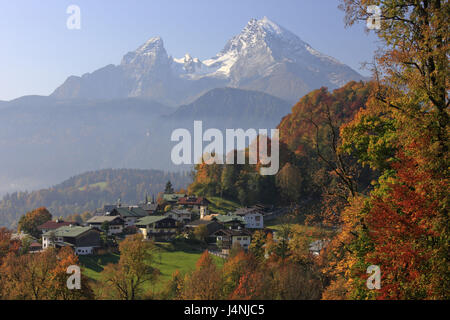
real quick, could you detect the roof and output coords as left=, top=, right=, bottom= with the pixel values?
left=129, top=207, right=149, bottom=217
left=213, top=228, right=252, bottom=237
left=29, top=242, right=42, bottom=248
left=251, top=204, right=274, bottom=213
left=232, top=207, right=264, bottom=216
left=185, top=219, right=216, bottom=227
left=43, top=226, right=97, bottom=238
left=177, top=196, right=210, bottom=206
left=135, top=215, right=170, bottom=226
left=87, top=215, right=123, bottom=224
left=111, top=207, right=146, bottom=218
left=38, top=220, right=78, bottom=230
left=169, top=209, right=193, bottom=215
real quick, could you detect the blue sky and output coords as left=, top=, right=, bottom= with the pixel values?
left=0, top=0, right=379, bottom=101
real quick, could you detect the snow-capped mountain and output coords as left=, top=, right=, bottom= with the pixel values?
left=52, top=17, right=365, bottom=105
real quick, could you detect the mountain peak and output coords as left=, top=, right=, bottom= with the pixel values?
left=121, top=36, right=168, bottom=66
left=136, top=36, right=164, bottom=55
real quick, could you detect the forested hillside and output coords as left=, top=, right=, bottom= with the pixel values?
left=188, top=81, right=375, bottom=216
left=0, top=169, right=192, bottom=228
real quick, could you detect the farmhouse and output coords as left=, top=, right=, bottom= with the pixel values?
left=87, top=215, right=125, bottom=235
left=42, top=226, right=101, bottom=255
left=213, top=228, right=252, bottom=254
left=213, top=214, right=245, bottom=230
left=167, top=209, right=194, bottom=223
left=232, top=207, right=264, bottom=229
left=177, top=196, right=210, bottom=218
left=109, top=207, right=147, bottom=227
left=135, top=216, right=178, bottom=241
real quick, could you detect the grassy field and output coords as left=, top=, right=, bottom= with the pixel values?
left=266, top=217, right=336, bottom=241
left=207, top=196, right=241, bottom=215
left=79, top=241, right=224, bottom=294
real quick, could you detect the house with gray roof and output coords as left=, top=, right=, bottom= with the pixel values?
left=109, top=207, right=147, bottom=227
left=87, top=215, right=125, bottom=235
left=42, top=226, right=101, bottom=255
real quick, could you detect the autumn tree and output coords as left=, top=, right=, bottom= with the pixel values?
left=17, top=207, right=52, bottom=238
left=99, top=234, right=159, bottom=300
left=324, top=0, right=450, bottom=299
left=249, top=231, right=267, bottom=261
left=0, top=247, right=94, bottom=300
left=182, top=251, right=223, bottom=300
left=159, top=270, right=184, bottom=300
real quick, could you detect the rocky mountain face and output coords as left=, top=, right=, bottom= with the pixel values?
left=52, top=17, right=365, bottom=105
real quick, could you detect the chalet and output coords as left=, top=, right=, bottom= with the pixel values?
left=213, top=214, right=246, bottom=230
left=212, top=228, right=252, bottom=254
left=162, top=193, right=186, bottom=204
left=37, top=219, right=79, bottom=234
left=135, top=216, right=178, bottom=241
left=86, top=215, right=125, bottom=235
left=232, top=207, right=264, bottom=229
left=177, top=197, right=210, bottom=218
left=42, top=226, right=101, bottom=255
left=167, top=209, right=194, bottom=224
left=109, top=207, right=147, bottom=227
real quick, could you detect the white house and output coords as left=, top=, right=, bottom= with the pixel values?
left=212, top=228, right=252, bottom=254
left=233, top=207, right=264, bottom=229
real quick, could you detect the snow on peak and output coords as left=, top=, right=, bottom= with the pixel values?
left=136, top=36, right=164, bottom=55
left=121, top=36, right=168, bottom=66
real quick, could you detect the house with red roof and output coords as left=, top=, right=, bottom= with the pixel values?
left=37, top=219, right=79, bottom=234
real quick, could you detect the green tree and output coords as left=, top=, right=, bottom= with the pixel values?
left=164, top=181, right=174, bottom=194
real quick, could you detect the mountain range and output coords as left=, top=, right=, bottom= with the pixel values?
left=52, top=17, right=364, bottom=105
left=0, top=17, right=365, bottom=197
